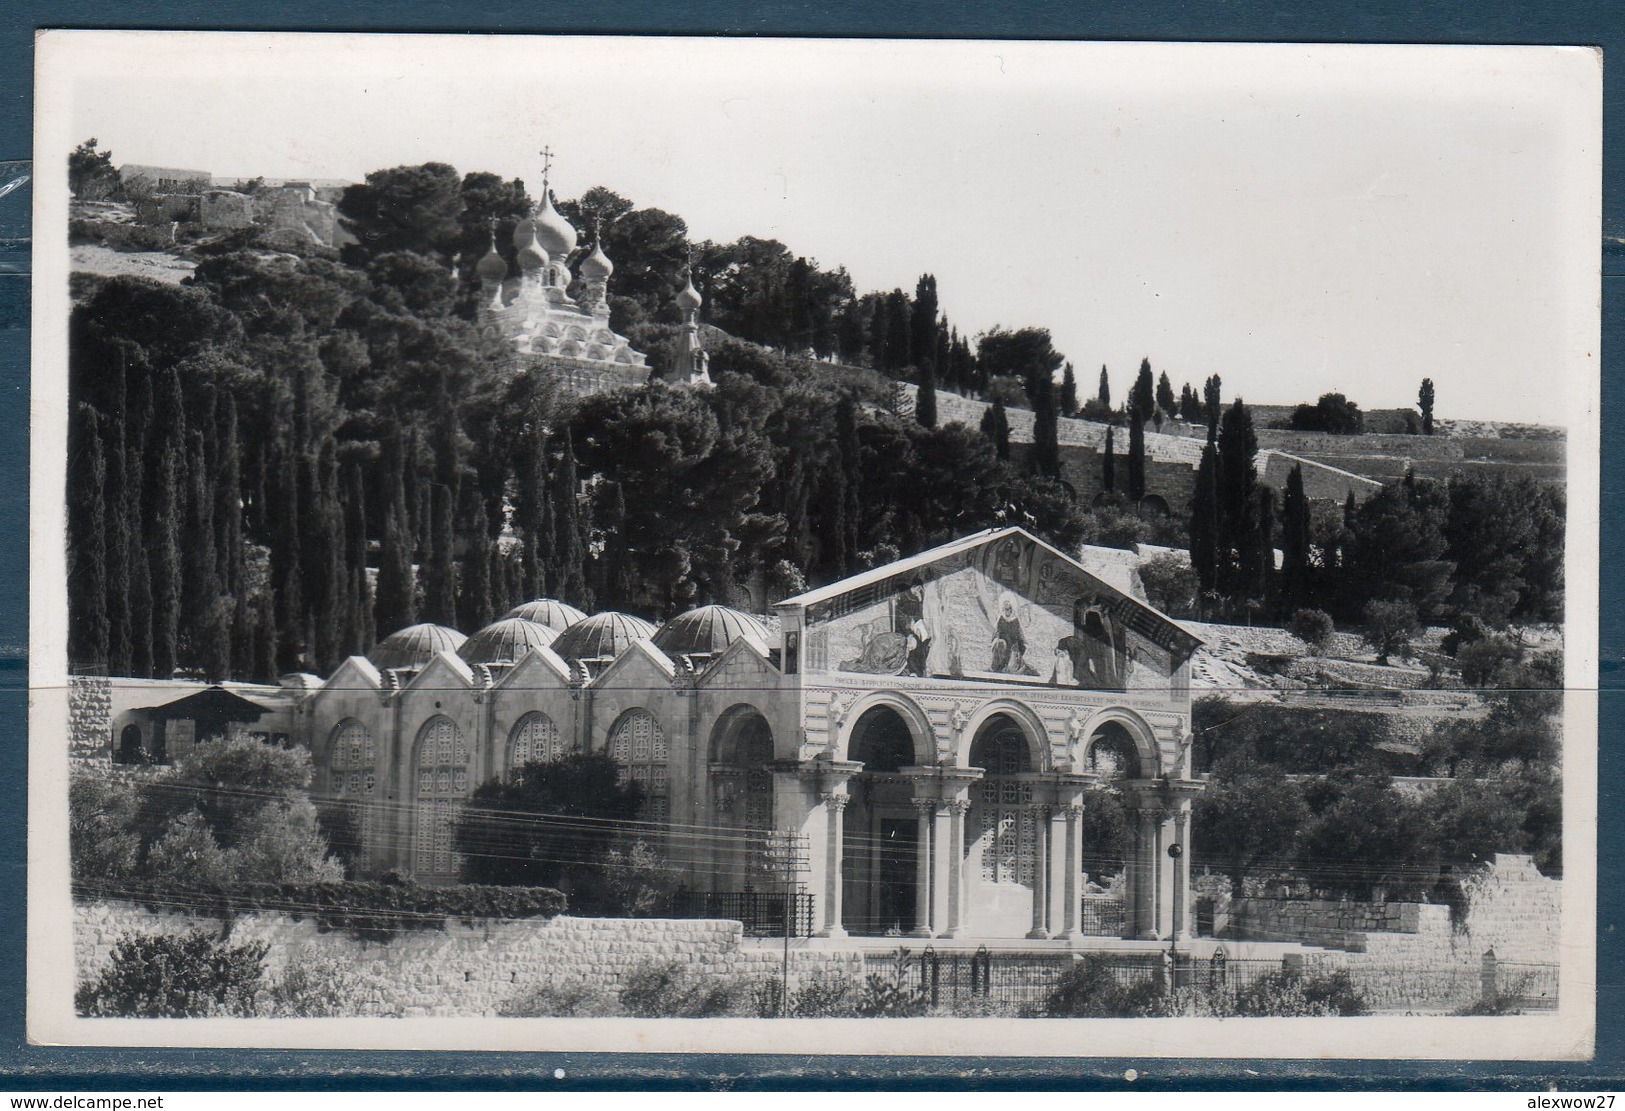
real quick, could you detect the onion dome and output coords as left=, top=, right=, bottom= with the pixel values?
left=533, top=192, right=578, bottom=259
left=457, top=617, right=559, bottom=665
left=676, top=273, right=702, bottom=314
left=476, top=229, right=508, bottom=284
left=503, top=598, right=589, bottom=633
left=511, top=211, right=535, bottom=252
left=516, top=225, right=549, bottom=272
left=367, top=623, right=467, bottom=670
left=579, top=237, right=614, bottom=282
left=653, top=605, right=770, bottom=658
left=549, top=611, right=657, bottom=661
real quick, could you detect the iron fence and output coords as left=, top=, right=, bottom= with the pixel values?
left=1079, top=896, right=1125, bottom=937
left=661, top=889, right=816, bottom=938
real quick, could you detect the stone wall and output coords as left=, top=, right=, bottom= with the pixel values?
left=68, top=675, right=112, bottom=760
left=1220, top=854, right=1560, bottom=1010
left=74, top=900, right=864, bottom=1018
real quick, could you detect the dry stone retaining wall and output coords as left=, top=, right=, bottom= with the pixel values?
left=74, top=900, right=863, bottom=1018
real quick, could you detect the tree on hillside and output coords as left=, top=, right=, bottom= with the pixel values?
left=1103, top=425, right=1116, bottom=493
left=1193, top=757, right=1309, bottom=898
left=1215, top=398, right=1261, bottom=603
left=1418, top=377, right=1436, bottom=436
left=1126, top=359, right=1155, bottom=502
left=1361, top=598, right=1420, bottom=665
left=1288, top=392, right=1364, bottom=435
left=1278, top=463, right=1312, bottom=611
left=1202, top=374, right=1223, bottom=443
left=1344, top=474, right=1454, bottom=620
left=1155, top=370, right=1176, bottom=420
left=69, top=139, right=120, bottom=200
left=979, top=398, right=1011, bottom=461
left=337, top=162, right=466, bottom=265
left=1189, top=442, right=1220, bottom=597
left=1096, top=365, right=1110, bottom=408
left=1060, top=362, right=1078, bottom=417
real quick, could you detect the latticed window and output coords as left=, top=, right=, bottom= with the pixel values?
left=509, top=712, right=565, bottom=772
left=973, top=728, right=1035, bottom=885
left=327, top=721, right=377, bottom=867
left=414, top=716, right=471, bottom=877
left=608, top=710, right=668, bottom=824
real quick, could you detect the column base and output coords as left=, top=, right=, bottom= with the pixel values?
left=945, top=926, right=974, bottom=939
left=817, top=926, right=848, bottom=940
left=1138, top=929, right=1163, bottom=941
left=1026, top=928, right=1052, bottom=940
left=909, top=927, right=934, bottom=939
left=1054, top=930, right=1084, bottom=946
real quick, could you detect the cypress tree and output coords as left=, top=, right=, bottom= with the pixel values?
left=66, top=404, right=109, bottom=671
left=180, top=429, right=228, bottom=678
left=1097, top=365, right=1111, bottom=408
left=102, top=350, right=132, bottom=675
left=980, top=399, right=1011, bottom=461
left=1103, top=426, right=1116, bottom=493
left=269, top=444, right=306, bottom=673
left=125, top=370, right=156, bottom=677
left=457, top=483, right=495, bottom=633
left=934, top=322, right=952, bottom=393
left=1127, top=359, right=1155, bottom=502
left=1203, top=374, right=1223, bottom=444
left=1418, top=377, right=1436, bottom=435
left=916, top=362, right=938, bottom=428
left=1030, top=380, right=1061, bottom=479
left=213, top=394, right=244, bottom=599
left=1060, top=362, right=1078, bottom=418
left=148, top=365, right=186, bottom=678
left=1156, top=370, right=1176, bottom=419
left=885, top=289, right=912, bottom=374
left=1248, top=485, right=1275, bottom=606
left=514, top=430, right=548, bottom=600
left=549, top=427, right=592, bottom=610
left=1217, top=399, right=1260, bottom=601
left=1190, top=443, right=1220, bottom=597
left=421, top=481, right=457, bottom=626
left=835, top=396, right=864, bottom=574
left=1279, top=464, right=1312, bottom=610
left=375, top=432, right=416, bottom=636
left=910, top=274, right=938, bottom=373
left=344, top=461, right=375, bottom=657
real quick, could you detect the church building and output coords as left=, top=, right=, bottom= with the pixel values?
left=302, top=527, right=1206, bottom=944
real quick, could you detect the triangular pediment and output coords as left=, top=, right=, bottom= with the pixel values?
left=402, top=650, right=475, bottom=693
left=695, top=631, right=777, bottom=689
left=590, top=638, right=677, bottom=689
left=311, top=656, right=382, bottom=704
left=493, top=644, right=574, bottom=691
left=779, top=528, right=1200, bottom=684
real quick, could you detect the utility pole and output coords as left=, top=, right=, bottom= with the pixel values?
left=763, top=829, right=811, bottom=1016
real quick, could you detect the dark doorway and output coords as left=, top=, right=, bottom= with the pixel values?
left=117, top=724, right=143, bottom=764
left=875, top=818, right=919, bottom=934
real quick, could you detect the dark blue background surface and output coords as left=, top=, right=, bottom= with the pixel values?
left=0, top=1, right=1618, bottom=1089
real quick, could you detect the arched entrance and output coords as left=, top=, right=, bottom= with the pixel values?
left=842, top=705, right=923, bottom=935
left=965, top=714, right=1042, bottom=936
left=708, top=706, right=776, bottom=891
left=116, top=724, right=144, bottom=764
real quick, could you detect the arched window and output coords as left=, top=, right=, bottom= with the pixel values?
left=327, top=720, right=377, bottom=869
left=971, top=725, right=1036, bottom=886
left=608, top=710, right=668, bottom=823
left=413, top=716, right=470, bottom=879
left=508, top=712, right=565, bottom=773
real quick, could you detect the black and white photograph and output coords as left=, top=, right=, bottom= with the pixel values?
left=27, top=33, right=1600, bottom=1057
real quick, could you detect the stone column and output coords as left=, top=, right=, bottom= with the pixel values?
left=1027, top=804, right=1052, bottom=939
left=931, top=802, right=953, bottom=938
left=819, top=792, right=850, bottom=938
left=1047, top=806, right=1069, bottom=941
left=1060, top=802, right=1085, bottom=942
left=911, top=798, right=936, bottom=937
left=1120, top=810, right=1139, bottom=940
left=1138, top=807, right=1163, bottom=941
left=945, top=799, right=972, bottom=938
left=1172, top=799, right=1193, bottom=942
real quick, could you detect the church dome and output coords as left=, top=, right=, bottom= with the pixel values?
left=368, top=623, right=467, bottom=670
left=511, top=212, right=535, bottom=252
left=579, top=237, right=614, bottom=282
left=533, top=192, right=578, bottom=259
left=457, top=617, right=558, bottom=665
left=516, top=226, right=549, bottom=272
left=653, top=605, right=770, bottom=658
left=675, top=274, right=702, bottom=313
left=549, top=611, right=657, bottom=661
left=476, top=235, right=508, bottom=284
left=503, top=598, right=589, bottom=633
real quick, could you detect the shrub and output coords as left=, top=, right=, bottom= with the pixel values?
left=256, top=955, right=395, bottom=1017
left=789, top=974, right=855, bottom=1017
left=498, top=982, right=619, bottom=1018
left=617, top=960, right=754, bottom=1018
left=1227, top=969, right=1367, bottom=1016
left=1361, top=599, right=1420, bottom=665
left=1287, top=608, right=1335, bottom=652
left=1037, top=957, right=1165, bottom=1018
left=76, top=930, right=268, bottom=1017
left=852, top=971, right=929, bottom=1017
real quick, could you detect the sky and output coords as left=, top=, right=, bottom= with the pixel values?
left=48, top=33, right=1600, bottom=426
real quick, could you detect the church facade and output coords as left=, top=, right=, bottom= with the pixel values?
left=301, top=528, right=1206, bottom=944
